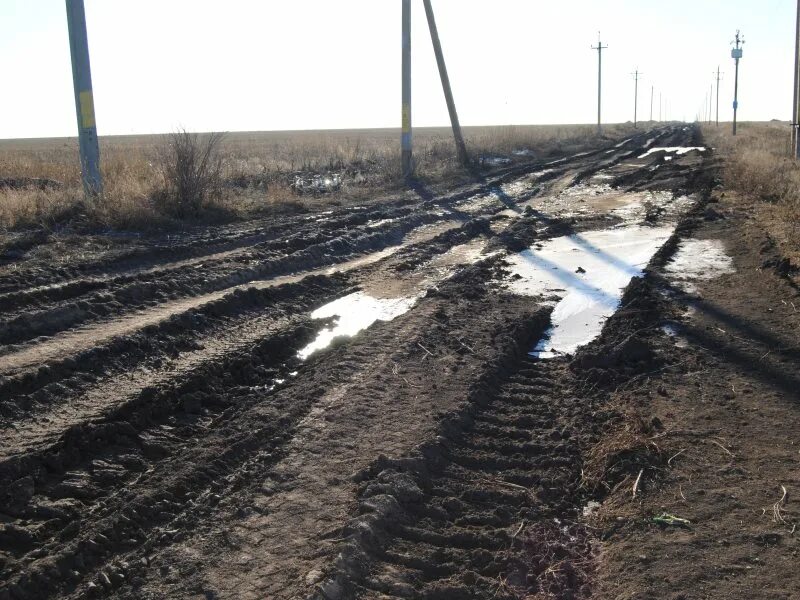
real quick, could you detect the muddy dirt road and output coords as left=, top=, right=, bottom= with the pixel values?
left=1, top=125, right=766, bottom=599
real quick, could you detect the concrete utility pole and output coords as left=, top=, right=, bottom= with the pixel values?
left=422, top=0, right=468, bottom=166
left=65, top=0, right=102, bottom=196
left=731, top=30, right=744, bottom=136
left=793, top=0, right=800, bottom=158
left=631, top=69, right=642, bottom=127
left=401, top=0, right=412, bottom=178
left=650, top=85, right=654, bottom=122
left=714, top=67, right=724, bottom=127
left=591, top=33, right=608, bottom=135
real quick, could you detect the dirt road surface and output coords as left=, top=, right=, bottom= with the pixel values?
left=1, top=126, right=797, bottom=599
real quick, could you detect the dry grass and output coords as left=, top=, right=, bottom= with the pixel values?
left=0, top=123, right=635, bottom=232
left=701, top=121, right=800, bottom=258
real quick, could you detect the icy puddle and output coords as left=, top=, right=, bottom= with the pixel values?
left=638, top=147, right=707, bottom=159
left=299, top=239, right=493, bottom=359
left=505, top=226, right=673, bottom=358
left=664, top=238, right=735, bottom=293
left=298, top=292, right=418, bottom=359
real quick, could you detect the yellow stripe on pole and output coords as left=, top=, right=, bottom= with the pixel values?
left=79, top=90, right=96, bottom=128
left=402, top=104, right=411, bottom=133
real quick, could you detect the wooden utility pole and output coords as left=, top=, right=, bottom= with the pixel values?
left=631, top=69, right=642, bottom=128
left=401, top=0, right=412, bottom=178
left=65, top=0, right=102, bottom=196
left=591, top=33, right=608, bottom=135
left=422, top=0, right=468, bottom=166
left=709, top=84, right=713, bottom=125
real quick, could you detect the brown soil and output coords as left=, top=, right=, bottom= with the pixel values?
left=592, top=188, right=800, bottom=600
left=4, top=125, right=794, bottom=600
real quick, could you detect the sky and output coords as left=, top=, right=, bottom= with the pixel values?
left=0, top=0, right=795, bottom=138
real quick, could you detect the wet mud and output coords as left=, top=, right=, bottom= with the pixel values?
left=0, top=125, right=726, bottom=600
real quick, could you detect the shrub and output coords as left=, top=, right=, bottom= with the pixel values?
left=154, top=129, right=225, bottom=218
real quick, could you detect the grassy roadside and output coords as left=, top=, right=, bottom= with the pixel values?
left=0, top=124, right=635, bottom=234
left=701, top=121, right=800, bottom=269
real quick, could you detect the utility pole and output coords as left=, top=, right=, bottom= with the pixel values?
left=714, top=67, right=724, bottom=126
left=731, top=30, right=744, bottom=136
left=631, top=69, right=642, bottom=127
left=422, top=0, right=468, bottom=166
left=591, top=33, right=608, bottom=135
left=65, top=0, right=102, bottom=196
left=659, top=92, right=662, bottom=121
left=703, top=92, right=708, bottom=123
left=650, top=85, right=654, bottom=122
left=401, top=0, right=412, bottom=178
left=793, top=0, right=800, bottom=158
left=709, top=85, right=713, bottom=124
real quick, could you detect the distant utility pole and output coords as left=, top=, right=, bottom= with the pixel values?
left=591, top=33, right=608, bottom=135
left=703, top=92, right=708, bottom=123
left=650, top=85, right=654, bottom=121
left=793, top=0, right=800, bottom=158
left=65, top=0, right=102, bottom=196
left=731, top=30, right=744, bottom=136
left=422, top=0, right=468, bottom=166
left=709, top=84, right=713, bottom=125
left=714, top=67, right=724, bottom=126
left=659, top=92, right=662, bottom=121
left=401, top=0, right=412, bottom=178
left=631, top=69, right=642, bottom=127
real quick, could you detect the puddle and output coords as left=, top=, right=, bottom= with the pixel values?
left=504, top=226, right=673, bottom=358
left=293, top=173, right=342, bottom=193
left=366, top=218, right=396, bottom=229
left=611, top=192, right=694, bottom=225
left=512, top=149, right=535, bottom=157
left=663, top=238, right=735, bottom=293
left=480, top=156, right=512, bottom=166
left=638, top=147, right=707, bottom=159
left=298, top=292, right=418, bottom=359
left=300, top=238, right=492, bottom=358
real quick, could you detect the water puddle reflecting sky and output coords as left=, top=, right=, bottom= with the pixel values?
left=298, top=292, right=418, bottom=359
left=504, top=226, right=673, bottom=358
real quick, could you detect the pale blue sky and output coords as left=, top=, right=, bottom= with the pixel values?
left=0, top=0, right=794, bottom=138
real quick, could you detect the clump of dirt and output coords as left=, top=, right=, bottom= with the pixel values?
left=519, top=521, right=596, bottom=599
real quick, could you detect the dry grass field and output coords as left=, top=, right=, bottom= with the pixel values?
left=0, top=124, right=635, bottom=232
left=702, top=120, right=800, bottom=261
